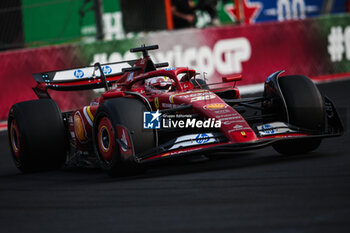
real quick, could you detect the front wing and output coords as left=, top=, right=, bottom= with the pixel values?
left=137, top=132, right=340, bottom=164
left=136, top=97, right=343, bottom=163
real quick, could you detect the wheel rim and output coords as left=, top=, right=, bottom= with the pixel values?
left=100, top=126, right=110, bottom=152
left=97, top=117, right=115, bottom=162
left=10, top=120, right=20, bottom=159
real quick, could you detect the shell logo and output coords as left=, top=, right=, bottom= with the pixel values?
left=203, top=103, right=228, bottom=110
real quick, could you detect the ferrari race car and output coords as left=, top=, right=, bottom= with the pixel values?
left=8, top=45, right=343, bottom=176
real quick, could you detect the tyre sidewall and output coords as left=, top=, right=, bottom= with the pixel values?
left=7, top=99, right=67, bottom=172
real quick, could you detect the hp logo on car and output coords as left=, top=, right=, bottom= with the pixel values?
left=195, top=133, right=210, bottom=144
left=261, top=124, right=274, bottom=134
left=74, top=69, right=84, bottom=79
left=102, top=65, right=112, bottom=75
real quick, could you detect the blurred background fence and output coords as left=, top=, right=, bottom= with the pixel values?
left=1, top=0, right=349, bottom=51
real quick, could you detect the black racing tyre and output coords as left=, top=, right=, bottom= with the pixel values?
left=8, top=99, right=68, bottom=172
left=272, top=75, right=324, bottom=155
left=93, top=98, right=155, bottom=176
left=191, top=78, right=209, bottom=89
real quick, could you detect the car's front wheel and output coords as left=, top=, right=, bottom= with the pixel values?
left=272, top=75, right=324, bottom=155
left=93, top=98, right=155, bottom=176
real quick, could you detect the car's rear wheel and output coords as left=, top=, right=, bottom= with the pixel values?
left=93, top=98, right=155, bottom=176
left=272, top=75, right=324, bottom=155
left=8, top=99, right=68, bottom=172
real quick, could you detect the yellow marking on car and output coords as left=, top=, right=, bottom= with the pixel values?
left=86, top=106, right=94, bottom=122
left=169, top=95, right=175, bottom=103
left=203, top=103, right=227, bottom=110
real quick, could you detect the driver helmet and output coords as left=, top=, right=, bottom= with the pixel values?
left=145, top=76, right=174, bottom=94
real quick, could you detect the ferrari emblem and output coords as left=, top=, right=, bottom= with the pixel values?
left=154, top=97, right=159, bottom=110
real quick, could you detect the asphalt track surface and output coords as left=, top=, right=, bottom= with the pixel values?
left=0, top=80, right=350, bottom=233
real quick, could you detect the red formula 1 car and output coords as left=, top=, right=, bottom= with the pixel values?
left=8, top=45, right=343, bottom=176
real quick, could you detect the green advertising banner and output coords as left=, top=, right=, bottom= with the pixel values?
left=21, top=0, right=237, bottom=46
left=22, top=0, right=124, bottom=46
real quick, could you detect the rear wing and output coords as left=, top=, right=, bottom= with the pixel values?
left=32, top=44, right=168, bottom=98
left=32, top=60, right=138, bottom=99
left=33, top=45, right=161, bottom=84
left=33, top=59, right=138, bottom=84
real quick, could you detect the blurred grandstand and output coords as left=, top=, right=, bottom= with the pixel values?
left=0, top=0, right=348, bottom=51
